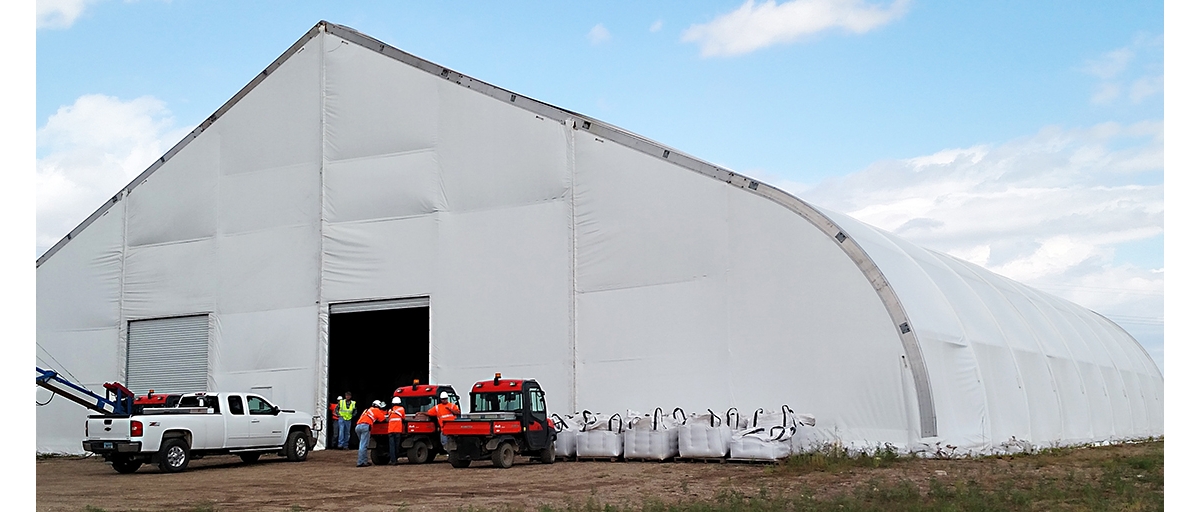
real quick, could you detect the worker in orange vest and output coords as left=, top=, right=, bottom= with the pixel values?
left=355, top=400, right=387, bottom=467
left=427, top=391, right=460, bottom=448
left=386, top=397, right=407, bottom=465
left=328, top=397, right=341, bottom=448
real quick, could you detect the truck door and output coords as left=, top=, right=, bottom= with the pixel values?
left=246, top=395, right=287, bottom=447
left=525, top=387, right=550, bottom=449
left=226, top=395, right=250, bottom=448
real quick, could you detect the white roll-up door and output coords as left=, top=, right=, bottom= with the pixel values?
left=329, top=297, right=429, bottom=314
left=127, top=314, right=210, bottom=394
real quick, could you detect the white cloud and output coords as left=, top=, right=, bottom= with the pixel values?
left=587, top=24, right=611, bottom=45
left=37, top=94, right=191, bottom=255
left=37, top=0, right=96, bottom=29
left=1083, top=35, right=1163, bottom=106
left=1129, top=74, right=1164, bottom=104
left=682, top=0, right=910, bottom=57
left=650, top=20, right=663, bottom=33
left=1083, top=48, right=1134, bottom=80
left=1090, top=83, right=1122, bottom=105
left=798, top=121, right=1163, bottom=366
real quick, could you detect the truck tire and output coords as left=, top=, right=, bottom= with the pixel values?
left=157, top=438, right=190, bottom=473
left=110, top=456, right=142, bottom=474
left=448, top=450, right=471, bottom=468
left=239, top=453, right=261, bottom=463
left=407, top=440, right=431, bottom=464
left=538, top=442, right=555, bottom=464
left=285, top=430, right=309, bottom=462
left=492, top=442, right=515, bottom=469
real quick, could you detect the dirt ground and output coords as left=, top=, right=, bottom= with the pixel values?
left=35, top=442, right=1158, bottom=512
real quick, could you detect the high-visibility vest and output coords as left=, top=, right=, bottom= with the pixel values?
left=387, top=406, right=406, bottom=434
left=430, top=402, right=460, bottom=426
left=357, top=407, right=385, bottom=425
left=338, top=399, right=356, bottom=421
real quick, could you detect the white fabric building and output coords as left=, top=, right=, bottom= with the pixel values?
left=36, top=22, right=1163, bottom=455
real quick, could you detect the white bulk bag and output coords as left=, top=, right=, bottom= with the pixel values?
left=552, top=412, right=589, bottom=458
left=730, top=405, right=815, bottom=460
left=730, top=427, right=794, bottom=460
left=677, top=409, right=732, bottom=459
left=623, top=407, right=682, bottom=461
left=576, top=413, right=624, bottom=458
left=725, top=407, right=750, bottom=430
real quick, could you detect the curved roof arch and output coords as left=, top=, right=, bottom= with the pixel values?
left=818, top=206, right=1162, bottom=446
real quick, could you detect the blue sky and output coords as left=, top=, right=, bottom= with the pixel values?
left=34, top=1, right=1164, bottom=368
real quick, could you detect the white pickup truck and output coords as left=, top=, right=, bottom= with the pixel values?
left=83, top=392, right=318, bottom=473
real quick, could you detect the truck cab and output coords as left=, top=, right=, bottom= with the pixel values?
left=367, top=382, right=459, bottom=464
left=442, top=374, right=556, bottom=468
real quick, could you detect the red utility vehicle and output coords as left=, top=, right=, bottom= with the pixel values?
left=133, top=391, right=182, bottom=412
left=368, top=381, right=460, bottom=464
left=442, top=374, right=556, bottom=468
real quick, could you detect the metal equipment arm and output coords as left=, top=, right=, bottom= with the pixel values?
left=35, top=367, right=135, bottom=416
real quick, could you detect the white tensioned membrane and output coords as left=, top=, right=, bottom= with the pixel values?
left=817, top=208, right=1163, bottom=452
left=35, top=21, right=1162, bottom=454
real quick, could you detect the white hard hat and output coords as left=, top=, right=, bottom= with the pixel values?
left=336, top=396, right=343, bottom=401
left=392, top=396, right=402, bottom=405
left=439, top=391, right=449, bottom=400
left=373, top=400, right=385, bottom=408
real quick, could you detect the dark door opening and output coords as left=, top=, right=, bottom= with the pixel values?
left=327, top=305, right=429, bottom=448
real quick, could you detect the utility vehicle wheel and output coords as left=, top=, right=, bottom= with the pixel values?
left=239, top=453, right=261, bottom=463
left=448, top=450, right=471, bottom=468
left=407, top=440, right=431, bottom=464
left=538, top=442, right=555, bottom=464
left=111, top=456, right=142, bottom=474
left=371, top=446, right=390, bottom=465
left=157, top=438, right=190, bottom=473
left=492, top=442, right=515, bottom=469
left=285, top=430, right=309, bottom=462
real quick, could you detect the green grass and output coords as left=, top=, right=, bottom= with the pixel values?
left=768, top=443, right=909, bottom=474
left=471, top=440, right=1164, bottom=512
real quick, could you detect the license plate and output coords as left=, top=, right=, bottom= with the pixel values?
left=103, top=442, right=113, bottom=449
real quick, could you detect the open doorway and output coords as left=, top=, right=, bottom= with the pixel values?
left=327, top=299, right=429, bottom=448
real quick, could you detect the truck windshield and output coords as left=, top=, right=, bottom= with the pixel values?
left=398, top=393, right=458, bottom=414
left=400, top=396, right=435, bottom=414
left=472, top=391, right=522, bottom=413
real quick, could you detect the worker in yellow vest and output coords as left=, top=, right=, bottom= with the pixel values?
left=336, top=392, right=356, bottom=450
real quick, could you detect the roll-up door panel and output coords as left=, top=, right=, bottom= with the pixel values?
left=329, top=297, right=429, bottom=314
left=127, top=315, right=210, bottom=394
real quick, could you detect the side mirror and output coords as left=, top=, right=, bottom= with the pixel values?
left=272, top=405, right=280, bottom=416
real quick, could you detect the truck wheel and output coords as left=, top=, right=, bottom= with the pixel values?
left=239, top=453, right=261, bottom=463
left=538, top=442, right=555, bottom=464
left=111, top=456, right=142, bottom=474
left=492, top=442, right=515, bottom=469
left=407, top=440, right=430, bottom=464
left=157, top=438, right=190, bottom=473
left=448, top=450, right=471, bottom=468
left=285, top=430, right=309, bottom=462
